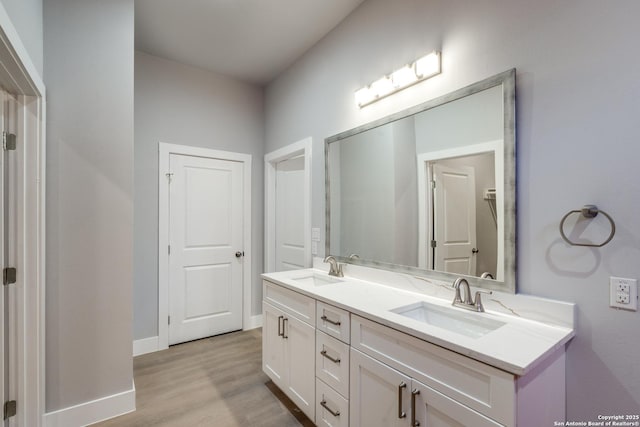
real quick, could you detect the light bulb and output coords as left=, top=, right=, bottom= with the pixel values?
left=415, top=51, right=441, bottom=78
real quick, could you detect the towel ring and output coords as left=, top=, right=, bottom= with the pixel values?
left=559, top=205, right=615, bottom=247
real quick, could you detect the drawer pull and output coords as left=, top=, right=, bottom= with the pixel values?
left=411, top=389, right=421, bottom=426
left=320, top=349, right=341, bottom=364
left=398, top=382, right=407, bottom=419
left=282, top=318, right=288, bottom=339
left=277, top=315, right=284, bottom=337
left=320, top=400, right=341, bottom=417
left=321, top=315, right=341, bottom=326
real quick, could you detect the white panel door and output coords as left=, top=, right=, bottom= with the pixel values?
left=350, top=348, right=411, bottom=427
left=433, top=163, right=477, bottom=275
left=169, top=154, right=244, bottom=345
left=275, top=155, right=305, bottom=271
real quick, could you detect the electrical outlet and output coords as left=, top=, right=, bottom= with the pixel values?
left=617, top=282, right=630, bottom=293
left=616, top=293, right=630, bottom=304
left=610, top=277, right=638, bottom=311
left=311, top=241, right=318, bottom=255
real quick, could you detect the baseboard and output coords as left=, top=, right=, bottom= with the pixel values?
left=245, top=314, right=263, bottom=330
left=44, top=382, right=135, bottom=427
left=133, top=335, right=159, bottom=356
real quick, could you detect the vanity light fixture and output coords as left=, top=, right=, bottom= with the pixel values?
left=355, top=51, right=441, bottom=108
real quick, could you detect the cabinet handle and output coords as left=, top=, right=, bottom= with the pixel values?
left=320, top=349, right=341, bottom=364
left=411, top=389, right=421, bottom=426
left=320, top=399, right=341, bottom=417
left=320, top=315, right=341, bottom=326
left=398, top=381, right=407, bottom=419
left=277, top=315, right=284, bottom=337
left=283, top=317, right=288, bottom=339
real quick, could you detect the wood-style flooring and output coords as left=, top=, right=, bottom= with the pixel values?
left=92, top=329, right=315, bottom=427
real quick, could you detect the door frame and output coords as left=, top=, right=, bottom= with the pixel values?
left=158, top=143, right=252, bottom=350
left=264, top=138, right=312, bottom=273
left=0, top=4, right=47, bottom=425
left=417, top=140, right=503, bottom=279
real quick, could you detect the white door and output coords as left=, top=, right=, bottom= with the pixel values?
left=1, top=90, right=18, bottom=426
left=350, top=348, right=411, bottom=427
left=168, top=154, right=244, bottom=345
left=432, top=163, right=477, bottom=275
left=0, top=89, right=6, bottom=425
left=275, top=155, right=305, bottom=271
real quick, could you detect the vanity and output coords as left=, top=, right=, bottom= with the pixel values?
left=263, top=69, right=575, bottom=426
left=263, top=265, right=575, bottom=427
left=262, top=265, right=574, bottom=427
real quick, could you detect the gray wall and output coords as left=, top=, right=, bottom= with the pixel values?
left=0, top=0, right=43, bottom=76
left=134, top=52, right=264, bottom=340
left=265, top=0, right=640, bottom=417
left=44, top=0, right=134, bottom=411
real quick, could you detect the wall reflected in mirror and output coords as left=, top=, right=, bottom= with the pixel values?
left=326, top=70, right=515, bottom=292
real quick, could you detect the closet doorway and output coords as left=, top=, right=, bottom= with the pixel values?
left=264, top=138, right=312, bottom=273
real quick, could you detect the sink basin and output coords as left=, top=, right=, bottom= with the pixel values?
left=291, top=273, right=344, bottom=287
left=390, top=301, right=505, bottom=339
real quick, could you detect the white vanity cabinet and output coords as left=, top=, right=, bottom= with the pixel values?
left=262, top=282, right=316, bottom=421
left=350, top=315, right=566, bottom=427
left=350, top=348, right=502, bottom=427
left=262, top=278, right=568, bottom=427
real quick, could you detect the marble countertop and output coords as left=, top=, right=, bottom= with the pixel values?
left=262, top=267, right=575, bottom=376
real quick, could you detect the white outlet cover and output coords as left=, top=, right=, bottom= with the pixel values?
left=311, top=227, right=321, bottom=242
left=610, top=277, right=638, bottom=311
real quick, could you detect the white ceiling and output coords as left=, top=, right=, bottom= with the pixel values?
left=135, top=0, right=366, bottom=85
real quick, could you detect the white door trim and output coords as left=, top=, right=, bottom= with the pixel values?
left=0, top=3, right=46, bottom=426
left=417, top=140, right=504, bottom=279
left=264, top=138, right=312, bottom=273
left=158, top=143, right=252, bottom=350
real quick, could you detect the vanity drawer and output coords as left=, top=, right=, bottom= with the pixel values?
left=351, top=315, right=515, bottom=425
left=316, top=331, right=350, bottom=397
left=316, top=378, right=349, bottom=427
left=263, top=280, right=315, bottom=325
left=316, top=301, right=350, bottom=344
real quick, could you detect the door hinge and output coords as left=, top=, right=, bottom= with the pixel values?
left=2, top=132, right=16, bottom=151
left=3, top=267, right=16, bottom=285
left=431, top=180, right=436, bottom=189
left=430, top=240, right=437, bottom=248
left=4, top=400, right=16, bottom=420
left=168, top=316, right=171, bottom=325
left=165, top=172, right=173, bottom=182
left=168, top=245, right=171, bottom=255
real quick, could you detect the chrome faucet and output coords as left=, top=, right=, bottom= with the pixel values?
left=452, top=277, right=491, bottom=312
left=323, top=256, right=344, bottom=277
left=480, top=272, right=494, bottom=279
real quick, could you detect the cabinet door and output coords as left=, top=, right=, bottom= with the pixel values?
left=412, top=379, right=503, bottom=427
left=262, top=302, right=286, bottom=389
left=350, top=348, right=411, bottom=427
left=285, top=313, right=316, bottom=421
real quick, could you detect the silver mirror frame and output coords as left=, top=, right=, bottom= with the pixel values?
left=325, top=69, right=516, bottom=293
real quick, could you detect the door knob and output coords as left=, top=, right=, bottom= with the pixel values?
left=471, top=248, right=479, bottom=254
left=235, top=251, right=244, bottom=258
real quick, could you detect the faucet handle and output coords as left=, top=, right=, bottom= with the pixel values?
left=473, top=290, right=493, bottom=312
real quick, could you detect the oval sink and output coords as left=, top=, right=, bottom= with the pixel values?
left=291, top=273, right=344, bottom=287
left=390, top=301, right=505, bottom=339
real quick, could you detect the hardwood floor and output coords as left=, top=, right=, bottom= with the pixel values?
left=92, top=329, right=315, bottom=427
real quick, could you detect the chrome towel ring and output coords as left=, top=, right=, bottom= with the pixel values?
left=559, top=205, right=615, bottom=247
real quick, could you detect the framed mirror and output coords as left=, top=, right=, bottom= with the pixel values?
left=325, top=69, right=516, bottom=292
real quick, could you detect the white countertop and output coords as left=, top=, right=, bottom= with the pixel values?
left=261, top=267, right=575, bottom=376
